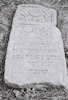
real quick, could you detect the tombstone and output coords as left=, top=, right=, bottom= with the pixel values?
left=4, top=4, right=68, bottom=88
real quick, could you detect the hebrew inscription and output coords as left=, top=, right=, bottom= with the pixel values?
left=4, top=4, right=68, bottom=88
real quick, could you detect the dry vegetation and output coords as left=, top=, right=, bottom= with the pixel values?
left=0, top=0, right=68, bottom=100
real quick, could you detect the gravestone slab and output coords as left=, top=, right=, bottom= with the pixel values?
left=4, top=4, right=68, bottom=88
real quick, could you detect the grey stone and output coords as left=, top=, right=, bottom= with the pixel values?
left=4, top=4, right=68, bottom=88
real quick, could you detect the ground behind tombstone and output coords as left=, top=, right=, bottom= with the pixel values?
left=0, top=0, right=68, bottom=100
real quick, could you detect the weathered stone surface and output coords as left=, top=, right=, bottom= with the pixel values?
left=4, top=4, right=68, bottom=88
left=13, top=4, right=57, bottom=25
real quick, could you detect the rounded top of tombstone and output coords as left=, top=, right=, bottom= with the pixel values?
left=16, top=4, right=57, bottom=26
